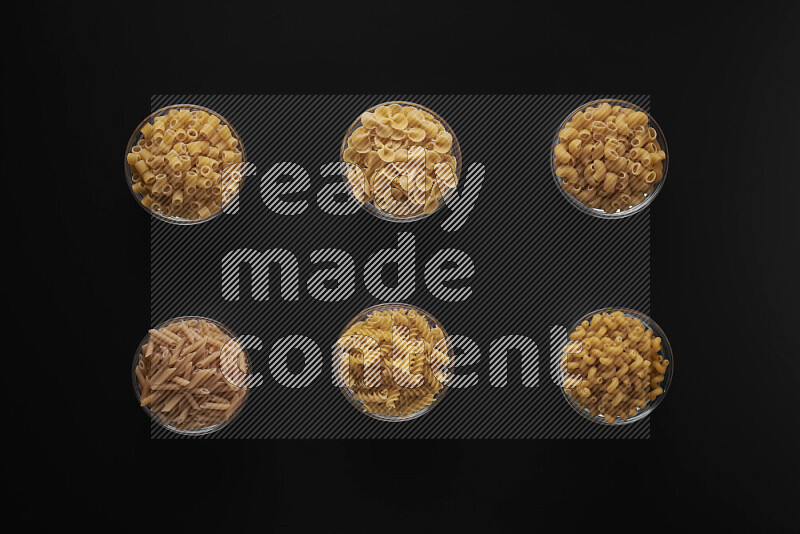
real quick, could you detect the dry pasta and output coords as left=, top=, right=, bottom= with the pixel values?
left=561, top=311, right=669, bottom=424
left=335, top=307, right=453, bottom=418
left=553, top=101, right=666, bottom=214
left=135, top=318, right=249, bottom=431
left=127, top=107, right=243, bottom=221
left=343, top=103, right=458, bottom=218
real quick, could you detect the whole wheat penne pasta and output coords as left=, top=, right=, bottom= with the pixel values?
left=135, top=366, right=148, bottom=389
left=205, top=336, right=225, bottom=348
left=151, top=367, right=177, bottom=387
left=149, top=328, right=180, bottom=345
left=161, top=395, right=182, bottom=412
left=151, top=383, right=182, bottom=391
left=204, top=322, right=225, bottom=337
left=200, top=402, right=231, bottom=411
left=180, top=323, right=199, bottom=342
left=135, top=318, right=248, bottom=431
left=195, top=351, right=220, bottom=368
left=169, top=338, right=185, bottom=365
left=184, top=392, right=200, bottom=410
left=205, top=382, right=227, bottom=394
left=224, top=393, right=244, bottom=418
left=165, top=322, right=185, bottom=334
left=174, top=407, right=189, bottom=424
left=174, top=355, right=188, bottom=373
left=186, top=368, right=215, bottom=389
left=140, top=391, right=165, bottom=406
left=181, top=338, right=207, bottom=356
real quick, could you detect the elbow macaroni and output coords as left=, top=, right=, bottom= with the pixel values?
left=127, top=107, right=243, bottom=221
left=553, top=102, right=666, bottom=214
left=343, top=103, right=458, bottom=218
left=562, top=311, right=669, bottom=424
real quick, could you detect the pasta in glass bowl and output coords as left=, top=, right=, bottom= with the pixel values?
left=559, top=307, right=674, bottom=425
left=132, top=316, right=252, bottom=436
left=124, top=104, right=246, bottom=225
left=334, top=303, right=455, bottom=421
left=340, top=101, right=462, bottom=222
left=551, top=99, right=669, bottom=218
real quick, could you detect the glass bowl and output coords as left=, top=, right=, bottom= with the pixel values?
left=559, top=307, right=674, bottom=426
left=550, top=98, right=669, bottom=219
left=124, top=104, right=246, bottom=225
left=334, top=303, right=455, bottom=422
left=131, top=315, right=251, bottom=436
left=340, top=101, right=462, bottom=223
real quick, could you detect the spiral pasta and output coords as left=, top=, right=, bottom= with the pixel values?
left=335, top=307, right=453, bottom=418
left=553, top=101, right=666, bottom=214
left=561, top=311, right=669, bottom=424
left=127, top=107, right=244, bottom=221
left=343, top=103, right=458, bottom=218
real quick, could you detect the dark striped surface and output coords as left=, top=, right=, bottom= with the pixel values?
left=149, top=95, right=652, bottom=438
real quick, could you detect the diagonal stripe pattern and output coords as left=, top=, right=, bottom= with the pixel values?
left=148, top=94, right=652, bottom=439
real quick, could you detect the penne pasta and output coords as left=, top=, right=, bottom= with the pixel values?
left=135, top=318, right=249, bottom=432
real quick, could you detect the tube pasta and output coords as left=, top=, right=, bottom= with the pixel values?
left=336, top=307, right=452, bottom=419
left=554, top=102, right=665, bottom=214
left=127, top=107, right=243, bottom=221
left=135, top=318, right=249, bottom=431
left=561, top=311, right=669, bottom=423
left=343, top=103, right=458, bottom=218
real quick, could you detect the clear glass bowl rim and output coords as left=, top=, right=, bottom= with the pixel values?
left=339, top=100, right=463, bottom=223
left=123, top=103, right=247, bottom=226
left=334, top=302, right=456, bottom=422
left=558, top=306, right=674, bottom=426
left=131, top=315, right=252, bottom=436
left=550, top=98, right=670, bottom=219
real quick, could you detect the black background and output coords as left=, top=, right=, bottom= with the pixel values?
left=7, top=1, right=799, bottom=531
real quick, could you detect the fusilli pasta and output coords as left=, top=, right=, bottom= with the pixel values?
left=336, top=306, right=453, bottom=419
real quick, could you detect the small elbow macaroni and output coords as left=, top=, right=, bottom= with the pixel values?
left=561, top=311, right=669, bottom=424
left=553, top=101, right=666, bottom=214
left=335, top=306, right=453, bottom=419
left=126, top=107, right=244, bottom=221
left=342, top=103, right=459, bottom=218
left=135, top=318, right=250, bottom=432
